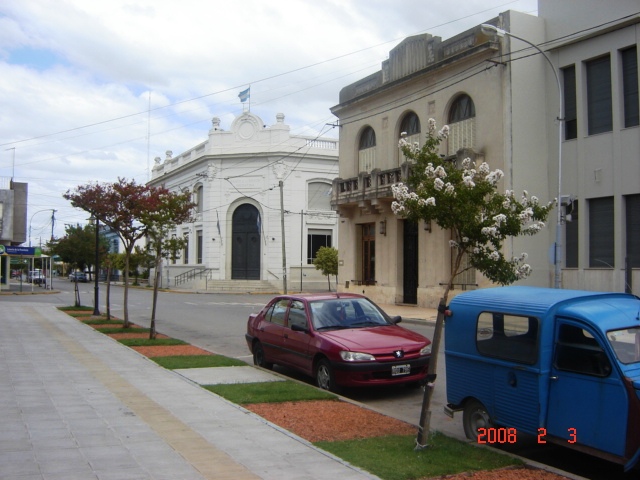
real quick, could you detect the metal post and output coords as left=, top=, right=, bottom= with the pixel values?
left=482, top=24, right=564, bottom=288
left=280, top=180, right=287, bottom=294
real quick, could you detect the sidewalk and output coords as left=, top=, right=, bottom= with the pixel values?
left=1, top=302, right=380, bottom=480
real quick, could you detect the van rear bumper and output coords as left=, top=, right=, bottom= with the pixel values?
left=444, top=403, right=463, bottom=418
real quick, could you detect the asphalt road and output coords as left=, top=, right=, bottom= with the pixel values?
left=4, top=279, right=637, bottom=479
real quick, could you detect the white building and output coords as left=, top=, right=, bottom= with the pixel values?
left=149, top=112, right=339, bottom=292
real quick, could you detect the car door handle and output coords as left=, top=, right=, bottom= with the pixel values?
left=550, top=376, right=558, bottom=381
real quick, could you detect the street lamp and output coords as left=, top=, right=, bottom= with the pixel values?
left=88, top=214, right=100, bottom=316
left=481, top=24, right=564, bottom=289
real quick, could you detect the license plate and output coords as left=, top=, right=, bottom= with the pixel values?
left=391, top=364, right=411, bottom=376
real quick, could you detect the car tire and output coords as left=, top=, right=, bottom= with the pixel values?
left=252, top=341, right=273, bottom=370
left=463, top=399, right=493, bottom=441
left=315, top=359, right=340, bottom=393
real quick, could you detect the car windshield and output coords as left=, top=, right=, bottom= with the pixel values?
left=607, top=327, right=640, bottom=364
left=310, top=298, right=390, bottom=331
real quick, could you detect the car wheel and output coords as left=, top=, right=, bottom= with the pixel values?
left=252, top=341, right=273, bottom=370
left=463, top=399, right=493, bottom=441
left=315, top=359, right=339, bottom=393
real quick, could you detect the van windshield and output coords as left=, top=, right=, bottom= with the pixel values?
left=607, top=327, right=640, bottom=364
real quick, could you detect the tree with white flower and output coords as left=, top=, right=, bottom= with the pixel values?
left=393, top=119, right=553, bottom=449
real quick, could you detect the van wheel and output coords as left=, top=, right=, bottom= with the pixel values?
left=463, top=399, right=493, bottom=441
left=253, top=341, right=273, bottom=370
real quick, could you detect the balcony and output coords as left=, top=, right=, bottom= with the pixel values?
left=332, top=163, right=409, bottom=214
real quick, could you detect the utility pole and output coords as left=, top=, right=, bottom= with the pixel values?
left=50, top=210, right=57, bottom=241
left=279, top=180, right=287, bottom=294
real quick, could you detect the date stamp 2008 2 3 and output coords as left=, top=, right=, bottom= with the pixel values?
left=477, top=427, right=578, bottom=445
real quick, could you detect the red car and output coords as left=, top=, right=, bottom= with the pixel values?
left=245, top=293, right=432, bottom=392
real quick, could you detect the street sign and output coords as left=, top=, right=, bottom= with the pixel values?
left=0, top=246, right=42, bottom=257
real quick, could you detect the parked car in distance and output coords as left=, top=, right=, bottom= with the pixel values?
left=27, top=270, right=46, bottom=285
left=69, top=272, right=87, bottom=282
left=245, top=293, right=432, bottom=392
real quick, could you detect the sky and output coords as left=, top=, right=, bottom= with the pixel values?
left=0, top=0, right=538, bottom=245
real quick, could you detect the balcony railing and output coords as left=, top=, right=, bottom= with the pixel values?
left=333, top=165, right=407, bottom=210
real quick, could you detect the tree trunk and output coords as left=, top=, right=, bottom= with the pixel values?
left=416, top=284, right=452, bottom=449
left=123, top=249, right=131, bottom=328
left=149, top=255, right=161, bottom=340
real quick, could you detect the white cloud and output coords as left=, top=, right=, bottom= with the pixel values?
left=0, top=0, right=538, bottom=241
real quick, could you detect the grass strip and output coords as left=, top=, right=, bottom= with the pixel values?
left=314, top=432, right=520, bottom=480
left=204, top=380, right=337, bottom=404
left=118, top=338, right=187, bottom=347
left=152, top=355, right=246, bottom=369
left=96, top=327, right=149, bottom=334
left=82, top=319, right=124, bottom=325
left=58, top=306, right=93, bottom=312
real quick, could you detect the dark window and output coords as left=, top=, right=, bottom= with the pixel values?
left=476, top=312, right=539, bottom=364
left=555, top=324, right=612, bottom=377
left=563, top=65, right=577, bottom=140
left=307, top=230, right=332, bottom=264
left=183, top=233, right=189, bottom=264
left=622, top=46, right=639, bottom=128
left=626, top=194, right=640, bottom=268
left=400, top=112, right=421, bottom=136
left=586, top=56, right=612, bottom=135
left=565, top=200, right=579, bottom=268
left=359, top=127, right=376, bottom=149
left=589, top=197, right=614, bottom=267
left=448, top=94, right=476, bottom=123
left=362, top=223, right=376, bottom=285
left=196, top=230, right=203, bottom=264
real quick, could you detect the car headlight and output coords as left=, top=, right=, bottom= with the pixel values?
left=420, top=345, right=432, bottom=356
left=340, top=351, right=375, bottom=362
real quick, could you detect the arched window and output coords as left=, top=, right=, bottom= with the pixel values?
left=447, top=94, right=476, bottom=155
left=448, top=94, right=475, bottom=123
left=399, top=112, right=421, bottom=164
left=358, top=127, right=376, bottom=172
left=194, top=185, right=204, bottom=213
left=308, top=182, right=331, bottom=211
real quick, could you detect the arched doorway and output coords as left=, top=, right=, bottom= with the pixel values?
left=232, top=204, right=261, bottom=279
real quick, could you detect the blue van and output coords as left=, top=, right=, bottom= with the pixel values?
left=444, top=286, right=640, bottom=471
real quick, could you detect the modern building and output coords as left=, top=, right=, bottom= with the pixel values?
left=330, top=1, right=639, bottom=308
left=148, top=111, right=339, bottom=292
left=538, top=0, right=639, bottom=293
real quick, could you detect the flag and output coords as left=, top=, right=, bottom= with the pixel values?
left=238, top=87, right=250, bottom=103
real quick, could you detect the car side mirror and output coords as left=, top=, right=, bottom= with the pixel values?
left=291, top=323, right=309, bottom=333
left=391, top=315, right=402, bottom=324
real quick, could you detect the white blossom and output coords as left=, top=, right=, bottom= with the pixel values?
left=445, top=183, right=455, bottom=195
left=434, top=165, right=447, bottom=178
left=493, top=214, right=507, bottom=226
left=461, top=158, right=472, bottom=169
left=434, top=178, right=444, bottom=191
left=438, top=125, right=450, bottom=138
left=478, top=162, right=490, bottom=175
left=463, top=176, right=475, bottom=188
left=449, top=240, right=458, bottom=248
left=489, top=251, right=500, bottom=261
left=486, top=169, right=504, bottom=185
left=428, top=118, right=436, bottom=134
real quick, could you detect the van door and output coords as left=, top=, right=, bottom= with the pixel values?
left=546, top=320, right=628, bottom=457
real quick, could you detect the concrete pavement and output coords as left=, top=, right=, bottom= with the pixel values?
left=1, top=302, right=381, bottom=479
